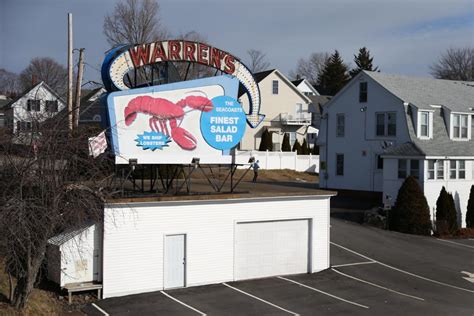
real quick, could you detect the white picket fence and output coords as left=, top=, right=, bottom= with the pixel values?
left=235, top=150, right=319, bottom=173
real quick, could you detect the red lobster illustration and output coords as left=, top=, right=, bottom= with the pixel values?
left=124, top=95, right=213, bottom=150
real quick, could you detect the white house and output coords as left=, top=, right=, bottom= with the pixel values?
left=3, top=81, right=66, bottom=134
left=318, top=71, right=474, bottom=227
left=78, top=87, right=106, bottom=124
left=291, top=79, right=331, bottom=147
left=291, top=78, right=320, bottom=96
left=239, top=69, right=314, bottom=151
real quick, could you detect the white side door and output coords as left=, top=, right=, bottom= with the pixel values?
left=164, top=234, right=186, bottom=289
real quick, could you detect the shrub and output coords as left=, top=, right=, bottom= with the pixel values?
left=447, top=192, right=458, bottom=234
left=301, top=138, right=310, bottom=155
left=281, top=133, right=291, bottom=152
left=436, top=187, right=450, bottom=235
left=389, top=176, right=431, bottom=235
left=466, top=185, right=474, bottom=228
left=292, top=139, right=302, bottom=154
left=259, top=128, right=273, bottom=151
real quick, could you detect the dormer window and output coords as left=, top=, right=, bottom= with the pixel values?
left=452, top=113, right=469, bottom=139
left=359, top=82, right=367, bottom=102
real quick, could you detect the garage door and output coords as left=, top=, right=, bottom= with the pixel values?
left=234, top=219, right=310, bottom=280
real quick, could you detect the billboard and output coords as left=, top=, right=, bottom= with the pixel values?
left=101, top=40, right=264, bottom=128
left=106, top=75, right=246, bottom=164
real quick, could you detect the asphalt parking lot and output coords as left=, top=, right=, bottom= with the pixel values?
left=85, top=219, right=474, bottom=315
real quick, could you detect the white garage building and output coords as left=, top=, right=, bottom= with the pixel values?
left=102, top=193, right=333, bottom=298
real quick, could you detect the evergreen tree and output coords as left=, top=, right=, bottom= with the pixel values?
left=349, top=47, right=379, bottom=77
left=317, top=50, right=350, bottom=96
left=389, top=176, right=431, bottom=235
left=312, top=144, right=319, bottom=155
left=301, top=138, right=310, bottom=155
left=281, top=133, right=291, bottom=152
left=466, top=185, right=474, bottom=228
left=436, top=187, right=450, bottom=235
left=292, top=139, right=302, bottom=154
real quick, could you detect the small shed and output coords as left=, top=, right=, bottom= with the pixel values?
left=46, top=222, right=102, bottom=287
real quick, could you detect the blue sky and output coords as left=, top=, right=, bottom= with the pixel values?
left=0, top=0, right=473, bottom=84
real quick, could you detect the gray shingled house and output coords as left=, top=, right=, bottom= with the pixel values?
left=318, top=71, right=474, bottom=227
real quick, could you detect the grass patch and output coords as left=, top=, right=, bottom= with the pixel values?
left=0, top=260, right=71, bottom=316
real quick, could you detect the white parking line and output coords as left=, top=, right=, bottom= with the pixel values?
left=331, top=268, right=425, bottom=301
left=160, top=291, right=207, bottom=315
left=436, top=238, right=474, bottom=249
left=91, top=303, right=110, bottom=316
left=222, top=282, right=299, bottom=315
left=277, top=276, right=369, bottom=309
left=332, top=261, right=376, bottom=268
left=331, top=241, right=474, bottom=293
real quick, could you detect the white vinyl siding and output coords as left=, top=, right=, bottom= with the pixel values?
left=102, top=197, right=331, bottom=299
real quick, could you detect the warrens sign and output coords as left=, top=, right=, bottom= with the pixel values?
left=128, top=41, right=237, bottom=74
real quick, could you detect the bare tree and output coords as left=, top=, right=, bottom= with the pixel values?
left=103, top=0, right=168, bottom=46
left=0, top=112, right=114, bottom=308
left=289, top=52, right=330, bottom=85
left=430, top=47, right=473, bottom=81
left=0, top=69, right=20, bottom=97
left=19, top=57, right=68, bottom=94
left=246, top=49, right=271, bottom=73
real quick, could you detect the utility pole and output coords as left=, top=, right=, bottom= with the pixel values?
left=67, top=13, right=73, bottom=133
left=74, top=48, right=85, bottom=129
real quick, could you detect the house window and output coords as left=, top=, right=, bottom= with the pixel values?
left=458, top=160, right=466, bottom=179
left=410, top=159, right=419, bottom=179
left=376, top=112, right=396, bottom=137
left=336, top=154, right=344, bottom=176
left=376, top=113, right=385, bottom=136
left=452, top=114, right=468, bottom=139
left=437, top=160, right=444, bottom=179
left=427, top=160, right=435, bottom=179
left=376, top=155, right=383, bottom=170
left=336, top=114, right=345, bottom=137
left=449, top=160, right=457, bottom=179
left=398, top=159, right=407, bottom=179
left=27, top=99, right=41, bottom=111
left=387, top=113, right=396, bottom=136
left=272, top=80, right=279, bottom=94
left=289, top=132, right=296, bottom=146
left=45, top=100, right=58, bottom=112
left=359, top=82, right=368, bottom=102
left=420, top=111, right=430, bottom=137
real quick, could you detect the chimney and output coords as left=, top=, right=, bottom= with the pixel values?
left=31, top=74, right=37, bottom=86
